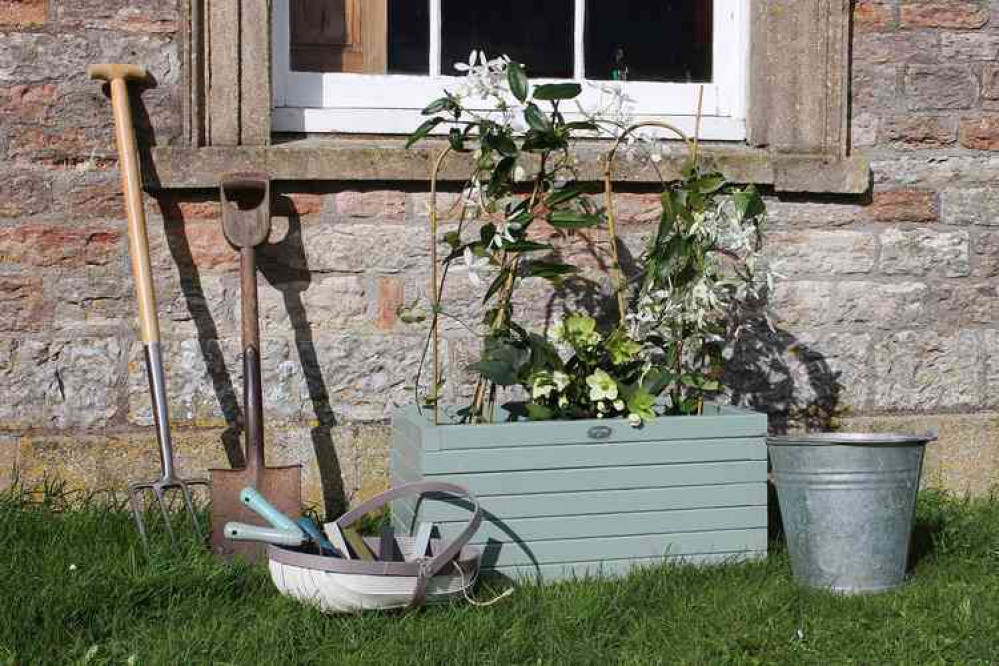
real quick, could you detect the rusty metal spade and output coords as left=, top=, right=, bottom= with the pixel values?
left=210, top=173, right=302, bottom=561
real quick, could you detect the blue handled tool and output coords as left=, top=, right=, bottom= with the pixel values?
left=224, top=522, right=305, bottom=547
left=296, top=517, right=341, bottom=557
left=240, top=487, right=302, bottom=533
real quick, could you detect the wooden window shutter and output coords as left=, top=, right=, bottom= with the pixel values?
left=289, top=0, right=387, bottom=73
left=747, top=0, right=866, bottom=193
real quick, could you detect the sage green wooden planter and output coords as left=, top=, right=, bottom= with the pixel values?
left=390, top=404, right=768, bottom=582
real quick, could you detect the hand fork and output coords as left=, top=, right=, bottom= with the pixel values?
left=88, top=63, right=209, bottom=546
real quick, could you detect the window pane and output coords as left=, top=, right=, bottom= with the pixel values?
left=585, top=1, right=712, bottom=82
left=442, top=0, right=573, bottom=79
left=389, top=0, right=430, bottom=74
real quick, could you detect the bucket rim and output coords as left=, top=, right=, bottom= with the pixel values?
left=767, top=431, right=937, bottom=446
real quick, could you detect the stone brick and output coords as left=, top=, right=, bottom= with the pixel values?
left=901, top=1, right=990, bottom=29
left=611, top=193, right=662, bottom=225
left=958, top=116, right=999, bottom=150
left=376, top=277, right=404, bottom=330
left=873, top=330, right=982, bottom=411
left=940, top=32, right=999, bottom=60
left=941, top=187, right=999, bottom=225
left=0, top=337, right=124, bottom=429
left=905, top=65, right=977, bottom=110
left=881, top=115, right=957, bottom=148
left=870, top=189, right=938, bottom=222
left=0, top=224, right=120, bottom=267
left=871, top=154, right=999, bottom=189
left=62, top=174, right=123, bottom=218
left=853, top=0, right=896, bottom=32
left=0, top=33, right=93, bottom=84
left=0, top=170, right=53, bottom=217
left=254, top=274, right=368, bottom=336
left=766, top=231, right=877, bottom=277
left=0, top=276, right=51, bottom=332
left=0, top=0, right=47, bottom=26
left=0, top=433, right=17, bottom=490
left=171, top=221, right=239, bottom=272
left=926, top=283, right=999, bottom=325
left=335, top=191, right=406, bottom=221
left=49, top=274, right=130, bottom=333
left=853, top=33, right=939, bottom=66
left=773, top=280, right=928, bottom=330
left=982, top=65, right=999, bottom=100
left=879, top=228, right=970, bottom=277
left=0, top=84, right=56, bottom=124
left=273, top=192, right=326, bottom=217
left=273, top=223, right=430, bottom=274
left=843, top=412, right=999, bottom=495
left=764, top=201, right=865, bottom=228
left=853, top=65, right=901, bottom=112
left=973, top=230, right=999, bottom=276
left=851, top=112, right=878, bottom=148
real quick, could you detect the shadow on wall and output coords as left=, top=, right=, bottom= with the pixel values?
left=725, top=318, right=847, bottom=435
left=149, top=190, right=349, bottom=518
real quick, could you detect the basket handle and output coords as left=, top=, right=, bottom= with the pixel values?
left=334, top=481, right=482, bottom=578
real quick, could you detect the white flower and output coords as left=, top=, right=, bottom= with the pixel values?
left=513, top=164, right=527, bottom=182
left=586, top=369, right=618, bottom=402
left=613, top=399, right=625, bottom=411
left=531, top=372, right=556, bottom=400
left=597, top=401, right=608, bottom=413
left=558, top=395, right=569, bottom=408
left=463, top=247, right=489, bottom=288
left=628, top=413, right=643, bottom=428
left=69, top=564, right=78, bottom=571
left=552, top=371, right=570, bottom=391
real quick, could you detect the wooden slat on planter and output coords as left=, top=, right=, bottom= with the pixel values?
left=492, top=552, right=764, bottom=581
left=392, top=483, right=766, bottom=522
left=396, top=506, right=766, bottom=544
left=389, top=404, right=769, bottom=581
left=423, top=438, right=765, bottom=475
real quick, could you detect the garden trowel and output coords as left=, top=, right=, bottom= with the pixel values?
left=210, top=173, right=302, bottom=561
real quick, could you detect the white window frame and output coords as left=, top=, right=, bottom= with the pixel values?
left=272, top=0, right=750, bottom=141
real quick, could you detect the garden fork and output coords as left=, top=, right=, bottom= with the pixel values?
left=88, top=63, right=209, bottom=546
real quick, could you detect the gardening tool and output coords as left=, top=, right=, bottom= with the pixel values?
left=88, top=63, right=209, bottom=545
left=210, top=173, right=302, bottom=561
left=225, top=522, right=306, bottom=547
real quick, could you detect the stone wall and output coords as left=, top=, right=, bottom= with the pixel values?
left=1, top=0, right=997, bottom=509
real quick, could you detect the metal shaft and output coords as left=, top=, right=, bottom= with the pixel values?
left=144, top=341, right=175, bottom=479
left=241, top=245, right=265, bottom=475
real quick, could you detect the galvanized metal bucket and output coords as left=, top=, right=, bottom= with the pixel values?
left=768, top=432, right=936, bottom=594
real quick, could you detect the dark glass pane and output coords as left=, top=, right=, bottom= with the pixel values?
left=389, top=0, right=430, bottom=74
left=442, top=0, right=573, bottom=79
left=585, top=1, right=712, bottom=82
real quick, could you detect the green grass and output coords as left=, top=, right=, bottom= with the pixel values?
left=1, top=482, right=997, bottom=665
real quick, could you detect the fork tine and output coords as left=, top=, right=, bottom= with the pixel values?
left=152, top=486, right=176, bottom=543
left=178, top=482, right=202, bottom=536
left=129, top=486, right=150, bottom=548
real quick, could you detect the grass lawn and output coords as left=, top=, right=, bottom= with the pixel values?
left=1, top=483, right=997, bottom=665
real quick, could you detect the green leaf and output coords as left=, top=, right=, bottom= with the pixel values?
left=533, top=83, right=582, bottom=101
left=442, top=230, right=462, bottom=249
left=524, top=103, right=552, bottom=132
left=545, top=185, right=584, bottom=208
left=562, top=121, right=599, bottom=132
left=521, top=129, right=564, bottom=152
left=527, top=261, right=577, bottom=279
left=503, top=240, right=551, bottom=253
left=406, top=117, right=443, bottom=148
left=422, top=97, right=452, bottom=115
left=547, top=210, right=602, bottom=229
left=732, top=185, right=765, bottom=220
left=693, top=174, right=726, bottom=194
left=482, top=268, right=508, bottom=304
left=469, top=337, right=529, bottom=386
left=508, top=63, right=529, bottom=102
left=627, top=388, right=657, bottom=422
left=487, top=156, right=516, bottom=197
left=526, top=403, right=554, bottom=421
left=448, top=127, right=464, bottom=151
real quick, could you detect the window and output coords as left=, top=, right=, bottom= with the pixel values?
left=272, top=0, right=750, bottom=140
